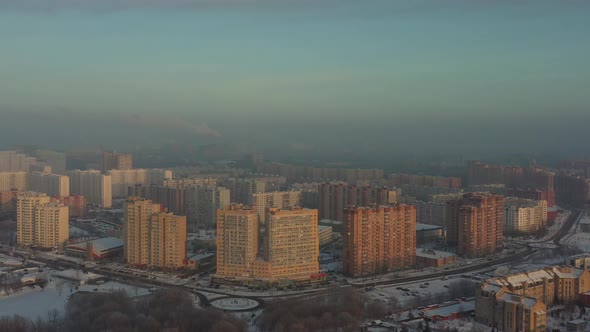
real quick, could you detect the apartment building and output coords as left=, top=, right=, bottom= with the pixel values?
left=446, top=193, right=505, bottom=257
left=215, top=205, right=320, bottom=285
left=102, top=151, right=133, bottom=172
left=342, top=205, right=416, bottom=277
left=108, top=168, right=172, bottom=197
left=504, top=198, right=547, bottom=234
left=185, top=185, right=230, bottom=230
left=476, top=266, right=590, bottom=329
left=124, top=197, right=186, bottom=269
left=0, top=171, right=28, bottom=191
left=29, top=171, right=70, bottom=197
left=220, top=178, right=266, bottom=205
left=17, top=192, right=68, bottom=248
left=318, top=183, right=392, bottom=222
left=251, top=191, right=301, bottom=223
left=68, top=170, right=112, bottom=208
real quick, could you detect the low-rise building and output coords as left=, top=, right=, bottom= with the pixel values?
left=476, top=266, right=590, bottom=330
left=415, top=249, right=456, bottom=267
left=497, top=294, right=546, bottom=332
left=65, top=237, right=124, bottom=260
left=569, top=254, right=590, bottom=270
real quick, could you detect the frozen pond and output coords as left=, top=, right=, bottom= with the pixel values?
left=0, top=283, right=70, bottom=319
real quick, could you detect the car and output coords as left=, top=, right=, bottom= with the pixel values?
left=444, top=285, right=449, bottom=288
left=424, top=282, right=430, bottom=285
left=396, top=287, right=403, bottom=290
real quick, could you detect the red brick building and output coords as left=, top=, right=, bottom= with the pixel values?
left=343, top=205, right=416, bottom=277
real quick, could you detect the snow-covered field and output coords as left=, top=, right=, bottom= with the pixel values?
left=0, top=283, right=69, bottom=319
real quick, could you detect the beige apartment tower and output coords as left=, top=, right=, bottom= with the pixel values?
left=251, top=191, right=301, bottom=222
left=17, top=192, right=69, bottom=248
left=216, top=204, right=260, bottom=279
left=264, top=207, right=320, bottom=281
left=215, top=205, right=320, bottom=285
left=124, top=197, right=187, bottom=269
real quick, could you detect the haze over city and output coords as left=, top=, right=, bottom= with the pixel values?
left=1, top=0, right=590, bottom=158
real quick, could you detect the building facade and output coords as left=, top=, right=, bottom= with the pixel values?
left=108, top=168, right=172, bottom=197
left=55, top=195, right=87, bottom=218
left=102, top=151, right=133, bottom=172
left=68, top=170, right=112, bottom=208
left=342, top=205, right=416, bottom=277
left=251, top=191, right=302, bottom=223
left=215, top=205, right=320, bottom=285
left=0, top=171, right=28, bottom=191
left=17, top=192, right=69, bottom=248
left=216, top=204, right=260, bottom=279
left=29, top=172, right=70, bottom=197
left=504, top=198, right=547, bottom=234
left=220, top=178, right=266, bottom=205
left=476, top=266, right=590, bottom=329
left=123, top=197, right=186, bottom=269
left=446, top=193, right=505, bottom=257
left=318, top=183, right=392, bottom=222
left=185, top=185, right=230, bottom=230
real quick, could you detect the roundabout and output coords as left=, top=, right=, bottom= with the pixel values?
left=209, top=297, right=262, bottom=312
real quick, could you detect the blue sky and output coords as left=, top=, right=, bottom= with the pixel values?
left=0, top=1, right=589, bottom=155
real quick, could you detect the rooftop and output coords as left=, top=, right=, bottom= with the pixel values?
left=423, top=300, right=475, bottom=318
left=499, top=293, right=538, bottom=309
left=416, top=249, right=455, bottom=259
left=66, top=237, right=124, bottom=252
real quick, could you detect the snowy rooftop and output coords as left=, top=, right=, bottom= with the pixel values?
left=550, top=267, right=584, bottom=279
left=504, top=269, right=553, bottom=286
left=67, top=237, right=123, bottom=252
left=416, top=249, right=455, bottom=259
left=499, top=293, right=538, bottom=309
left=423, top=300, right=475, bottom=318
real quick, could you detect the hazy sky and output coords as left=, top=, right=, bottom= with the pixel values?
left=1, top=0, right=589, bottom=157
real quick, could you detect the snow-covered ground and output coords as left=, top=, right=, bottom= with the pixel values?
left=365, top=276, right=472, bottom=309
left=0, top=282, right=70, bottom=319
left=565, top=232, right=590, bottom=251
left=563, top=211, right=590, bottom=251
